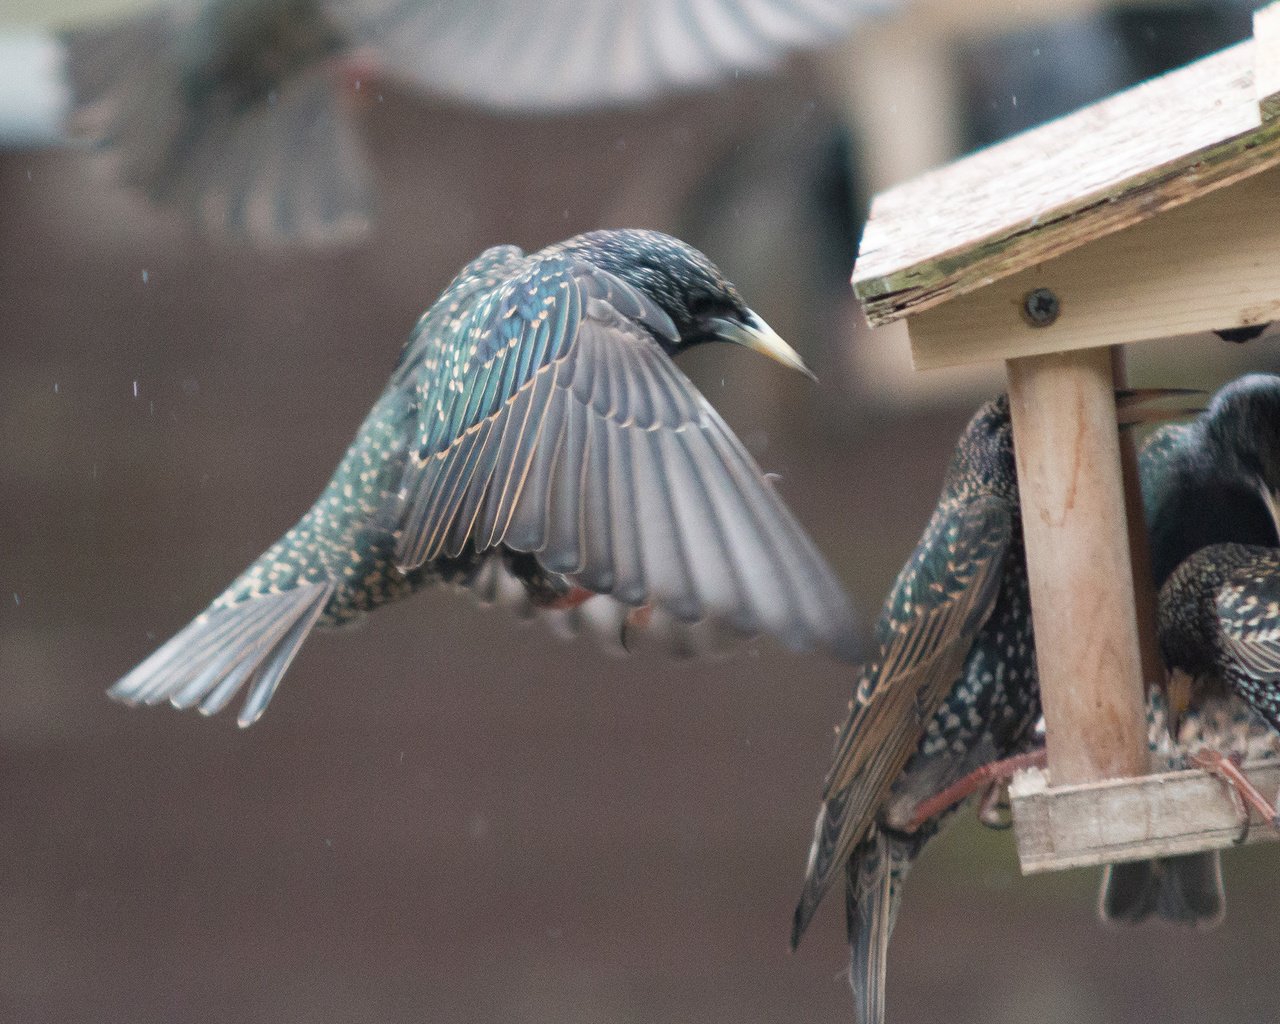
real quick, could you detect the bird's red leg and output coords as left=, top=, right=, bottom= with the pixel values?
left=1190, top=748, right=1279, bottom=844
left=904, top=748, right=1048, bottom=833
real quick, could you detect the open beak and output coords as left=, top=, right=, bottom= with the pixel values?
left=1115, top=387, right=1207, bottom=427
left=710, top=311, right=818, bottom=382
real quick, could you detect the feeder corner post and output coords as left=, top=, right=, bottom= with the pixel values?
left=1004, top=345, right=1149, bottom=789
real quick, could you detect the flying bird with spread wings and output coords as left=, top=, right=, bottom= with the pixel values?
left=108, top=229, right=859, bottom=726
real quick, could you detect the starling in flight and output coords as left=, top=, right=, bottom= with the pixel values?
left=62, top=0, right=894, bottom=243
left=109, top=229, right=858, bottom=727
left=790, top=395, right=1041, bottom=1024
left=1101, top=373, right=1280, bottom=928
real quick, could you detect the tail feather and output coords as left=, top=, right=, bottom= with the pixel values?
left=109, top=580, right=334, bottom=728
left=1099, top=853, right=1224, bottom=928
left=846, top=832, right=909, bottom=1024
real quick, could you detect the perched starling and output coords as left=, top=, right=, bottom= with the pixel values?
left=61, top=0, right=894, bottom=244
left=109, top=229, right=858, bottom=726
left=1157, top=544, right=1280, bottom=734
left=1101, top=373, right=1280, bottom=928
left=791, top=395, right=1040, bottom=1024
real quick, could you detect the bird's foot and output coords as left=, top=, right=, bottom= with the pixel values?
left=618, top=605, right=652, bottom=650
left=904, top=747, right=1048, bottom=833
left=977, top=781, right=1012, bottom=830
left=1189, top=747, right=1278, bottom=845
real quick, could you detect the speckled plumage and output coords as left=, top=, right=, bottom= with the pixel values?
left=110, top=229, right=858, bottom=727
left=791, top=395, right=1041, bottom=1024
left=1101, top=373, right=1280, bottom=929
left=1158, top=544, right=1280, bottom=729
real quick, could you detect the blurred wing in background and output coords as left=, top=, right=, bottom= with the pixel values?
left=53, top=0, right=893, bottom=243
left=62, top=0, right=373, bottom=246
left=345, top=0, right=896, bottom=110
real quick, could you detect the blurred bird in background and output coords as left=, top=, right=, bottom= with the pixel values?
left=789, top=394, right=1040, bottom=1024
left=1101, top=373, right=1280, bottom=928
left=55, top=0, right=895, bottom=244
left=109, top=229, right=859, bottom=727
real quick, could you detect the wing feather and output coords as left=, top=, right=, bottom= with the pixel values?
left=792, top=497, right=1012, bottom=942
left=393, top=253, right=857, bottom=658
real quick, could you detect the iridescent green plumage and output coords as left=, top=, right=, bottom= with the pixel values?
left=792, top=396, right=1041, bottom=1024
left=110, top=229, right=859, bottom=727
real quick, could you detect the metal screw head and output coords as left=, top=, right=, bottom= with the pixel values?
left=1022, top=287, right=1060, bottom=327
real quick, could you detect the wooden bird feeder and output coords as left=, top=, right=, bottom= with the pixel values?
left=852, top=4, right=1280, bottom=874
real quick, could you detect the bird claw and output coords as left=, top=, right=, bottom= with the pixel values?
left=1189, top=747, right=1277, bottom=845
left=903, top=747, right=1047, bottom=833
left=976, top=782, right=1013, bottom=830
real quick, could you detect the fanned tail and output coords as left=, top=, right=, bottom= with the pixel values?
left=109, top=580, right=334, bottom=728
left=1099, top=853, right=1224, bottom=928
left=846, top=831, right=910, bottom=1024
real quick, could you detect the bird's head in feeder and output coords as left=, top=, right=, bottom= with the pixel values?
left=551, top=229, right=816, bottom=379
left=1202, top=373, right=1280, bottom=541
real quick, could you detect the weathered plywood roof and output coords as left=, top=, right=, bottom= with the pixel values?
left=855, top=5, right=1280, bottom=326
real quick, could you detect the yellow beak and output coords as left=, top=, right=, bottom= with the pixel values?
left=1261, top=485, right=1280, bottom=543
left=711, top=312, right=817, bottom=382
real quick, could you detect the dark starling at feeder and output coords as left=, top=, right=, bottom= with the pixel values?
left=1102, top=373, right=1280, bottom=928
left=791, top=395, right=1041, bottom=1024
left=108, top=229, right=858, bottom=727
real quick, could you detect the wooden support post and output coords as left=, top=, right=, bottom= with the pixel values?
left=1111, top=348, right=1164, bottom=694
left=1005, top=347, right=1149, bottom=787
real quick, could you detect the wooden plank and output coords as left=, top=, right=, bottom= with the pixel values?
left=1005, top=348, right=1149, bottom=787
left=1011, top=761, right=1280, bottom=873
left=1258, top=2, right=1280, bottom=122
left=853, top=41, right=1280, bottom=326
left=1112, top=349, right=1164, bottom=695
left=905, top=162, right=1280, bottom=369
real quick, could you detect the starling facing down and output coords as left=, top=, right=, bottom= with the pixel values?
left=791, top=395, right=1041, bottom=1024
left=1101, top=373, right=1280, bottom=928
left=109, top=230, right=858, bottom=727
left=1159, top=543, right=1280, bottom=740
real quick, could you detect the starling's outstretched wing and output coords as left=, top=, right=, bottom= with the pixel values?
left=395, top=254, right=857, bottom=660
left=1215, top=550, right=1280, bottom=729
left=791, top=495, right=1011, bottom=945
left=388, top=244, right=527, bottom=389
left=108, top=580, right=335, bottom=728
left=64, top=0, right=371, bottom=246
left=344, top=0, right=895, bottom=111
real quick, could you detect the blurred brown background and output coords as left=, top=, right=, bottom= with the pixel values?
left=4, top=3, right=1280, bottom=1023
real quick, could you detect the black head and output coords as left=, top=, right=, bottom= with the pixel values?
left=945, top=394, right=1017, bottom=500
left=550, top=229, right=814, bottom=377
left=1202, top=374, right=1280, bottom=528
